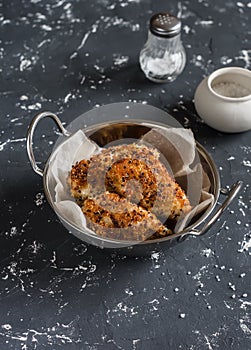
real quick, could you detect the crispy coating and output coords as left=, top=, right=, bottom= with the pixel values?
left=105, top=158, right=157, bottom=207
left=69, top=143, right=192, bottom=240
left=69, top=159, right=90, bottom=205
left=85, top=144, right=191, bottom=220
left=105, top=154, right=191, bottom=220
left=86, top=144, right=160, bottom=194
left=82, top=192, right=172, bottom=241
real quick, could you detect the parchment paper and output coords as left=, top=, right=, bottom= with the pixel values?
left=48, top=128, right=214, bottom=236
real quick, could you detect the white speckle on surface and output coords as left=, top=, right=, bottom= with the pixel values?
left=0, top=137, right=26, bottom=151
left=183, top=25, right=191, bottom=34
left=240, top=145, right=251, bottom=154
left=179, top=313, right=186, bottom=319
left=220, top=56, right=233, bottom=65
left=238, top=197, right=248, bottom=209
left=132, top=339, right=140, bottom=350
left=64, top=93, right=72, bottom=104
left=239, top=208, right=246, bottom=217
left=183, top=116, right=190, bottom=127
left=151, top=252, right=159, bottom=260
left=125, top=288, right=133, bottom=296
left=20, top=95, right=28, bottom=101
left=131, top=23, right=140, bottom=31
left=51, top=251, right=57, bottom=265
left=77, top=32, right=91, bottom=51
left=201, top=248, right=213, bottom=258
left=215, top=275, right=221, bottom=282
left=38, top=39, right=51, bottom=48
left=0, top=319, right=81, bottom=347
left=112, top=301, right=138, bottom=316
left=70, top=52, right=78, bottom=59
left=1, top=324, right=12, bottom=330
left=29, top=240, right=43, bottom=255
left=20, top=57, right=32, bottom=72
left=35, top=193, right=44, bottom=206
left=41, top=24, right=52, bottom=31
left=197, top=20, right=214, bottom=26
left=149, top=299, right=159, bottom=304
left=2, top=19, right=11, bottom=25
left=240, top=299, right=251, bottom=310
left=10, top=226, right=18, bottom=237
left=27, top=102, right=42, bottom=111
left=151, top=252, right=161, bottom=269
left=235, top=49, right=251, bottom=68
left=193, top=265, right=208, bottom=282
left=113, top=54, right=129, bottom=66
left=204, top=335, right=214, bottom=350
left=224, top=301, right=233, bottom=309
left=78, top=22, right=98, bottom=52
left=242, top=160, right=251, bottom=167
left=80, top=75, right=86, bottom=85
left=238, top=236, right=251, bottom=252
left=228, top=282, right=236, bottom=291
left=240, top=318, right=251, bottom=335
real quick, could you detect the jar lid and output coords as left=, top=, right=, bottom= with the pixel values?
left=150, top=13, right=181, bottom=38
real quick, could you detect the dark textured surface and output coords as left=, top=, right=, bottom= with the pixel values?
left=0, top=0, right=250, bottom=349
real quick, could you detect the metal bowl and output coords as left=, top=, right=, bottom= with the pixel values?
left=27, top=103, right=242, bottom=254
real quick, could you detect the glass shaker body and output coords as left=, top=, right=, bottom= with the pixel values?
left=140, top=30, right=186, bottom=83
left=139, top=11, right=186, bottom=84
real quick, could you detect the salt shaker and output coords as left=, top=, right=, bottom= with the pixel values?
left=139, top=12, right=186, bottom=83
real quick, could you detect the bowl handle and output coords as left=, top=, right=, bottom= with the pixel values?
left=179, top=180, right=243, bottom=240
left=26, top=111, right=70, bottom=177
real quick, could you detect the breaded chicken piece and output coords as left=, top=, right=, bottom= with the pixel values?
left=73, top=144, right=191, bottom=220
left=69, top=143, right=192, bottom=240
left=105, top=158, right=157, bottom=207
left=69, top=144, right=159, bottom=201
left=69, top=159, right=90, bottom=205
left=105, top=156, right=191, bottom=220
left=82, top=192, right=172, bottom=241
left=86, top=144, right=161, bottom=195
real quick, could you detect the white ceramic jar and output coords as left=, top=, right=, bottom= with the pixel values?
left=194, top=67, right=251, bottom=133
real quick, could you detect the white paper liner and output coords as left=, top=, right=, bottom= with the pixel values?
left=49, top=130, right=101, bottom=236
left=47, top=127, right=214, bottom=239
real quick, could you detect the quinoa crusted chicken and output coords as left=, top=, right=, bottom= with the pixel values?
left=68, top=143, right=192, bottom=241
left=82, top=192, right=172, bottom=241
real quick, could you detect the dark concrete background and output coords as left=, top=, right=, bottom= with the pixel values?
left=0, top=0, right=250, bottom=349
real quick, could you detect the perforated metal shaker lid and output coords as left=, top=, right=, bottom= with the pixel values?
left=150, top=13, right=181, bottom=38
